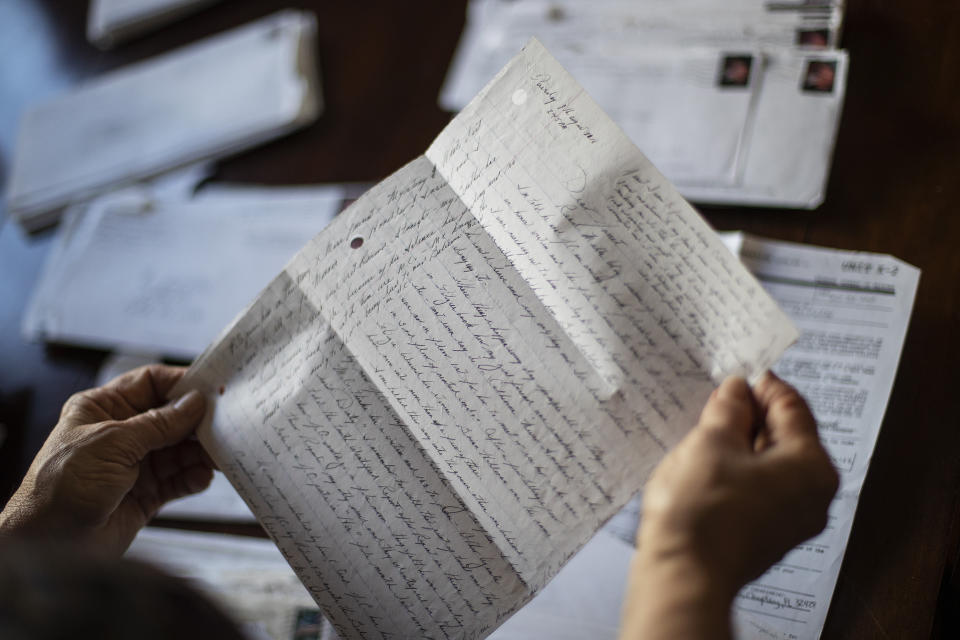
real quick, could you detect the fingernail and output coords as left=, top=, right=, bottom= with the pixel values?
left=718, top=376, right=749, bottom=398
left=173, top=389, right=204, bottom=413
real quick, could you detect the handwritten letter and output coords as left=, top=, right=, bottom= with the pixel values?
left=175, top=39, right=797, bottom=639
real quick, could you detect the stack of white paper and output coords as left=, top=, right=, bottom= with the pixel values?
left=23, top=178, right=345, bottom=359
left=6, top=10, right=321, bottom=230
left=87, top=0, right=224, bottom=49
left=442, top=0, right=848, bottom=208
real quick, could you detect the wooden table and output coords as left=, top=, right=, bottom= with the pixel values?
left=1, top=1, right=957, bottom=637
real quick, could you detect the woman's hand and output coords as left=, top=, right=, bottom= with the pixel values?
left=0, top=365, right=213, bottom=555
left=620, top=373, right=839, bottom=640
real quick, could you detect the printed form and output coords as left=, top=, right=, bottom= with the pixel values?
left=173, top=40, right=797, bottom=639
left=723, top=233, right=920, bottom=640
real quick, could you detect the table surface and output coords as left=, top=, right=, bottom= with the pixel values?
left=1, top=1, right=958, bottom=638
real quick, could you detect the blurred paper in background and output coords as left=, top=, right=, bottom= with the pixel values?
left=127, top=527, right=634, bottom=640
left=442, top=0, right=848, bottom=208
left=127, top=528, right=324, bottom=640
left=6, top=10, right=321, bottom=230
left=23, top=178, right=344, bottom=359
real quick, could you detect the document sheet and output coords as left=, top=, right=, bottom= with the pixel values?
left=6, top=10, right=320, bottom=230
left=173, top=40, right=797, bottom=639
left=722, top=234, right=920, bottom=639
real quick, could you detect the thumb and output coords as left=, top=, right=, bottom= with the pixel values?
left=118, top=390, right=207, bottom=457
left=752, top=372, right=819, bottom=447
left=696, top=376, right=757, bottom=448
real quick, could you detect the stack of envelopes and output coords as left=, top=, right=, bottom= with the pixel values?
left=442, top=0, right=848, bottom=208
left=5, top=10, right=321, bottom=231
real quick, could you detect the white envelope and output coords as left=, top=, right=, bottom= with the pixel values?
left=441, top=0, right=848, bottom=208
left=679, top=48, right=849, bottom=208
left=23, top=181, right=344, bottom=358
left=7, top=10, right=321, bottom=230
